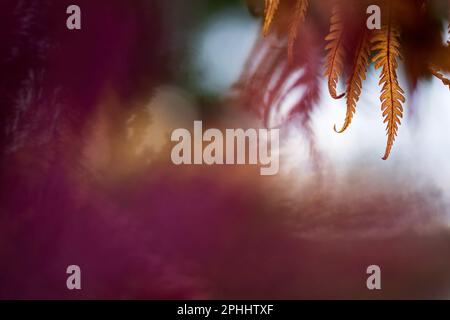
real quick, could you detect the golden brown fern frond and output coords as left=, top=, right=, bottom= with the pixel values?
left=372, top=21, right=405, bottom=160
left=324, top=5, right=346, bottom=99
left=335, top=31, right=372, bottom=133
left=288, top=0, right=309, bottom=61
left=263, top=0, right=280, bottom=35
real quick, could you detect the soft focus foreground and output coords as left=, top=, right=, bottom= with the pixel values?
left=0, top=0, right=450, bottom=299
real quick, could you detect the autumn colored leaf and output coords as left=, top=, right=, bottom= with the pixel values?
left=324, top=5, right=346, bottom=100
left=288, top=0, right=309, bottom=61
left=335, top=30, right=371, bottom=133
left=371, top=20, right=405, bottom=160
left=263, top=0, right=280, bottom=35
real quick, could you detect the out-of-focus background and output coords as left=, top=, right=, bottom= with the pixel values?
left=1, top=0, right=450, bottom=299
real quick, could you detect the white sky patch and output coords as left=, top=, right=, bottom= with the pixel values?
left=192, top=9, right=259, bottom=94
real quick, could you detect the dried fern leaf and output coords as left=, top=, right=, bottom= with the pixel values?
left=288, top=0, right=309, bottom=61
left=372, top=22, right=405, bottom=160
left=324, top=5, right=346, bottom=99
left=335, top=31, right=371, bottom=133
left=263, top=0, right=280, bottom=36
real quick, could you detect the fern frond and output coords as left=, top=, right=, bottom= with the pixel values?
left=335, top=31, right=371, bottom=133
left=263, top=0, right=280, bottom=36
left=288, top=0, right=309, bottom=61
left=324, top=5, right=346, bottom=99
left=372, top=22, right=405, bottom=160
